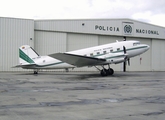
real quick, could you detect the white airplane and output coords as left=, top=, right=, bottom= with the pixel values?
left=14, top=40, right=150, bottom=76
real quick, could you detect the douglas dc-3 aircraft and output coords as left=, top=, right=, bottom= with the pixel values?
left=14, top=40, right=150, bottom=76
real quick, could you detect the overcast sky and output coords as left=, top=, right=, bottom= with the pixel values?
left=0, top=0, right=165, bottom=27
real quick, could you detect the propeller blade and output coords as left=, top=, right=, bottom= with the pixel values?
left=123, top=37, right=126, bottom=41
left=123, top=61, right=126, bottom=72
left=123, top=46, right=128, bottom=61
left=123, top=46, right=129, bottom=72
left=128, top=58, right=130, bottom=66
left=123, top=46, right=126, bottom=54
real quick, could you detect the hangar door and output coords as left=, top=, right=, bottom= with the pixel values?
left=98, top=35, right=123, bottom=45
left=152, top=39, right=165, bottom=71
left=67, top=33, right=98, bottom=51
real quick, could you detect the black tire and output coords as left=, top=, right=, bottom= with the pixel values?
left=100, top=69, right=107, bottom=76
left=106, top=68, right=114, bottom=75
left=109, top=68, right=114, bottom=75
left=34, top=71, right=38, bottom=74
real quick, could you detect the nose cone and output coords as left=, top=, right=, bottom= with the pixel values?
left=140, top=44, right=150, bottom=54
left=146, top=45, right=150, bottom=51
left=142, top=44, right=150, bottom=53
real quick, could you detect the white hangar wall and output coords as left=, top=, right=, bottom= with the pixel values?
left=0, top=17, right=34, bottom=71
left=34, top=19, right=165, bottom=72
left=34, top=19, right=122, bottom=36
left=34, top=31, right=67, bottom=55
left=35, top=19, right=165, bottom=39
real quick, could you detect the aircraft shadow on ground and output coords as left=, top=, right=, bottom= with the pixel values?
left=14, top=71, right=145, bottom=79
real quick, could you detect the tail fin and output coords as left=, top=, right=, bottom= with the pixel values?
left=19, top=45, right=39, bottom=65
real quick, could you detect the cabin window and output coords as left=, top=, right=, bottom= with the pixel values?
left=117, top=48, right=120, bottom=51
left=97, top=52, right=100, bottom=55
left=110, top=49, right=113, bottom=52
left=84, top=54, right=87, bottom=56
left=103, top=51, right=106, bottom=54
left=90, top=53, right=93, bottom=56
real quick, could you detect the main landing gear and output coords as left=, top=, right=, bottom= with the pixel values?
left=33, top=70, right=38, bottom=74
left=100, top=68, right=114, bottom=76
left=95, top=64, right=114, bottom=76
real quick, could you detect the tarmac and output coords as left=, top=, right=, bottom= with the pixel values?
left=0, top=71, right=165, bottom=120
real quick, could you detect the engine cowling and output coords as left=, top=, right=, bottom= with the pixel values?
left=109, top=58, right=125, bottom=64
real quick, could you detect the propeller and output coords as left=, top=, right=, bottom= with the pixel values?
left=123, top=36, right=128, bottom=72
left=123, top=46, right=130, bottom=72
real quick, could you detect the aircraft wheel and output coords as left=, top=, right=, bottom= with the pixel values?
left=105, top=68, right=114, bottom=75
left=34, top=71, right=38, bottom=74
left=100, top=69, right=108, bottom=76
left=108, top=68, right=114, bottom=75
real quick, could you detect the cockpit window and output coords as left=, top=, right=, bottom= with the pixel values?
left=133, top=42, right=140, bottom=46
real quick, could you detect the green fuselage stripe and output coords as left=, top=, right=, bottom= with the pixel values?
left=112, top=46, right=147, bottom=53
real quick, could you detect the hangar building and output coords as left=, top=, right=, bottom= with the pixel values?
left=0, top=17, right=165, bottom=72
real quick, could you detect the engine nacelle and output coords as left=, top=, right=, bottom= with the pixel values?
left=108, top=58, right=125, bottom=64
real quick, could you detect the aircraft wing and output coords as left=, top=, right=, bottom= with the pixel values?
left=49, top=53, right=106, bottom=67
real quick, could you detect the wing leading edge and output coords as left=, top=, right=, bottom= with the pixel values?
left=49, top=53, right=106, bottom=67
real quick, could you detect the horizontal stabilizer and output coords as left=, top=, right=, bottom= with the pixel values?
left=12, top=63, right=36, bottom=68
left=49, top=53, right=106, bottom=67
